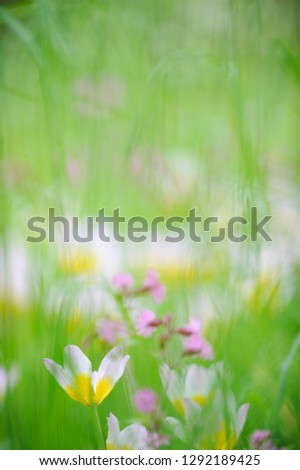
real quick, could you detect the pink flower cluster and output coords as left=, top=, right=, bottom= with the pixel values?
left=178, top=318, right=214, bottom=360
left=142, top=269, right=166, bottom=303
left=112, top=273, right=134, bottom=292
left=135, top=310, right=163, bottom=337
left=134, top=309, right=213, bottom=361
left=112, top=270, right=166, bottom=303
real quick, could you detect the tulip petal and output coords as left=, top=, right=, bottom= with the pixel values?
left=184, top=397, right=202, bottom=423
left=106, top=413, right=148, bottom=450
left=160, top=364, right=182, bottom=403
left=63, top=345, right=92, bottom=377
left=92, top=347, right=129, bottom=405
left=119, top=423, right=148, bottom=450
left=165, top=417, right=186, bottom=441
left=65, top=374, right=92, bottom=406
left=92, top=373, right=113, bottom=405
left=96, top=346, right=130, bottom=386
left=43, top=358, right=72, bottom=389
left=236, top=403, right=249, bottom=436
left=185, top=365, right=213, bottom=398
left=106, top=413, right=120, bottom=449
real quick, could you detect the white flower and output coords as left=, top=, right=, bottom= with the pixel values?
left=160, top=363, right=216, bottom=417
left=106, top=413, right=148, bottom=450
left=44, top=345, right=129, bottom=406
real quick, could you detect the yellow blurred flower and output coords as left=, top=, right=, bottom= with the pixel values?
left=203, top=394, right=249, bottom=450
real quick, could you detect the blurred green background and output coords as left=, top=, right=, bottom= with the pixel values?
left=0, top=0, right=300, bottom=449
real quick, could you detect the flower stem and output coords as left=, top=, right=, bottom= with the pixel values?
left=92, top=406, right=105, bottom=450
left=116, top=294, right=135, bottom=335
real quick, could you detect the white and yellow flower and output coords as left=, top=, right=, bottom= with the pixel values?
left=44, top=345, right=129, bottom=406
left=106, top=413, right=148, bottom=450
left=160, top=363, right=216, bottom=417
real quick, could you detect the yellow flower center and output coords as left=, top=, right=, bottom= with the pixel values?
left=93, top=377, right=113, bottom=405
left=172, top=398, right=185, bottom=416
left=215, top=422, right=236, bottom=450
left=107, top=443, right=133, bottom=450
left=64, top=374, right=113, bottom=407
left=172, top=394, right=208, bottom=416
left=65, top=373, right=92, bottom=406
left=192, top=394, right=208, bottom=406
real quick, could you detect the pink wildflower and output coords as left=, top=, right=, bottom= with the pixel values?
left=112, top=273, right=134, bottom=292
left=134, top=388, right=158, bottom=414
left=177, top=317, right=201, bottom=336
left=143, top=269, right=166, bottom=303
left=135, top=310, right=162, bottom=337
left=183, top=334, right=214, bottom=360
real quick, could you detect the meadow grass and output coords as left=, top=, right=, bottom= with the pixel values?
left=0, top=0, right=300, bottom=450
